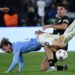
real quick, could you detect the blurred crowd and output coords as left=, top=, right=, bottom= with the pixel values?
left=0, top=0, right=75, bottom=27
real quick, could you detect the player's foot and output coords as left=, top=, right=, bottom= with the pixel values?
left=63, top=64, right=68, bottom=71
left=47, top=66, right=57, bottom=72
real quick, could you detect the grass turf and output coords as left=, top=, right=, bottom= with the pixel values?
left=0, top=52, right=75, bottom=75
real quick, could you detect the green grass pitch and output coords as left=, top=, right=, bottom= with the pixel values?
left=0, top=52, right=75, bottom=75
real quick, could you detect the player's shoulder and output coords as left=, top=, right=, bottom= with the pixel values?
left=69, top=18, right=75, bottom=25
left=62, top=16, right=69, bottom=19
left=62, top=16, right=70, bottom=24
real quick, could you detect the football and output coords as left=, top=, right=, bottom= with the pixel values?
left=56, top=49, right=68, bottom=61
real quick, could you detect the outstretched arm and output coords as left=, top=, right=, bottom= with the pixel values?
left=19, top=53, right=24, bottom=72
left=6, top=53, right=19, bottom=73
left=0, top=7, right=9, bottom=12
left=43, top=23, right=67, bottom=30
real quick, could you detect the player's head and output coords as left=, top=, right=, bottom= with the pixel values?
left=0, top=38, right=12, bottom=53
left=57, top=3, right=68, bottom=17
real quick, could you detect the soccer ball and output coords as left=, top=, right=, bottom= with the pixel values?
left=56, top=49, right=68, bottom=61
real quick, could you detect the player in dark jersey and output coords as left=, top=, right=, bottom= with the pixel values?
left=41, top=3, right=71, bottom=71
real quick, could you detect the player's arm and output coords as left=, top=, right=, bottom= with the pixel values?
left=19, top=53, right=24, bottom=72
left=43, top=23, right=68, bottom=30
left=43, top=18, right=69, bottom=30
left=6, top=53, right=19, bottom=73
left=53, top=17, right=69, bottom=30
left=50, top=23, right=68, bottom=30
left=0, top=7, right=9, bottom=12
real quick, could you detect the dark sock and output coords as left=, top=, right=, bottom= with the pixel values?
left=48, top=59, right=55, bottom=66
left=56, top=65, right=64, bottom=71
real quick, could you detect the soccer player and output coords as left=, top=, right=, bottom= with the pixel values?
left=0, top=20, right=75, bottom=73
left=41, top=3, right=71, bottom=71
left=0, top=37, right=42, bottom=73
left=40, top=19, right=75, bottom=71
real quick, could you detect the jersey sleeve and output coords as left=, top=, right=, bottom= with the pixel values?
left=6, top=53, right=19, bottom=73
left=62, top=17, right=70, bottom=25
left=19, top=53, right=24, bottom=72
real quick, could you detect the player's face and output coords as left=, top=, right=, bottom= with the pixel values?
left=57, top=6, right=67, bottom=17
left=2, top=44, right=12, bottom=53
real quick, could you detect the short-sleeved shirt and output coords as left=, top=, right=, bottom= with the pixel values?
left=53, top=16, right=70, bottom=50
left=53, top=16, right=70, bottom=35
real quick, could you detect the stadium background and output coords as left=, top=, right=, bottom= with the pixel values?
left=0, top=0, right=75, bottom=27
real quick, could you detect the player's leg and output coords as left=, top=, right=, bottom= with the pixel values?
left=63, top=28, right=75, bottom=45
left=40, top=56, right=49, bottom=71
left=54, top=47, right=68, bottom=71
left=44, top=46, right=68, bottom=71
left=40, top=46, right=58, bottom=71
left=44, top=46, right=54, bottom=60
left=52, top=28, right=75, bottom=48
left=64, top=20, right=75, bottom=35
left=44, top=45, right=57, bottom=69
left=50, top=38, right=65, bottom=48
left=38, top=33, right=65, bottom=48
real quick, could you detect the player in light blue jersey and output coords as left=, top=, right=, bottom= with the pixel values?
left=0, top=38, right=42, bottom=73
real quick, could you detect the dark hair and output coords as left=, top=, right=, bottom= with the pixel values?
left=57, top=3, right=68, bottom=10
left=0, top=38, right=12, bottom=48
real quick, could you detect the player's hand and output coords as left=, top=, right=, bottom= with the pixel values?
left=43, top=25, right=53, bottom=30
left=1, top=7, right=9, bottom=12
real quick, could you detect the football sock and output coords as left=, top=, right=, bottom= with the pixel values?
left=48, top=59, right=55, bottom=66
left=56, top=65, right=64, bottom=70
